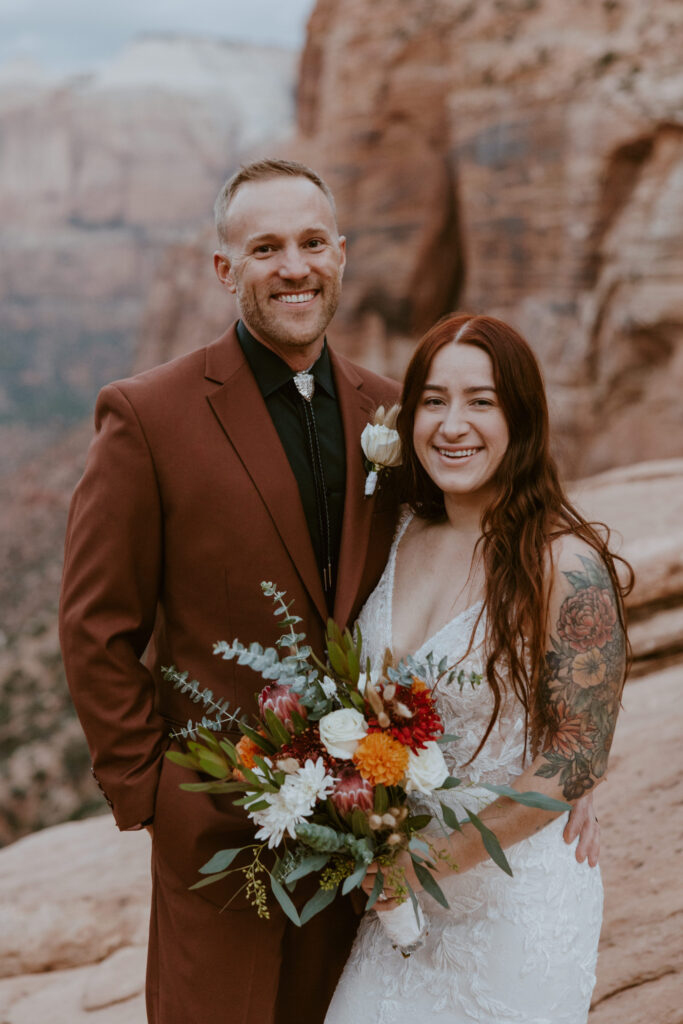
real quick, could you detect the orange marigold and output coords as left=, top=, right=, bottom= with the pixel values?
left=353, top=732, right=409, bottom=786
left=235, top=734, right=261, bottom=771
left=411, top=677, right=428, bottom=694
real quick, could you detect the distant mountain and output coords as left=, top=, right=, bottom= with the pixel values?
left=0, top=34, right=297, bottom=476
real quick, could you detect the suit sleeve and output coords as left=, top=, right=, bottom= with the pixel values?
left=59, top=383, right=168, bottom=829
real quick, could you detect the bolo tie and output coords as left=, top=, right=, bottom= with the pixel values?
left=292, top=370, right=334, bottom=599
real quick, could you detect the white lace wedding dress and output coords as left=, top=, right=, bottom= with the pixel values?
left=325, top=513, right=603, bottom=1024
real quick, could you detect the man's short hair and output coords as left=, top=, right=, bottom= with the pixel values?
left=214, top=158, right=337, bottom=250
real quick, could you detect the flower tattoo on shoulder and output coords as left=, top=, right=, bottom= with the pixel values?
left=535, top=553, right=626, bottom=801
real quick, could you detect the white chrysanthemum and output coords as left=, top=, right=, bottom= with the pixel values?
left=289, top=757, right=337, bottom=804
left=248, top=758, right=336, bottom=849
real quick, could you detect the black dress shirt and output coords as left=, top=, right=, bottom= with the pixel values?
left=236, top=320, right=346, bottom=607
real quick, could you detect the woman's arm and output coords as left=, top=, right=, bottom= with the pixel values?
left=366, top=537, right=626, bottom=901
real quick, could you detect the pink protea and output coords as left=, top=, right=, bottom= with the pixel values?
left=330, top=768, right=374, bottom=816
left=258, top=684, right=307, bottom=732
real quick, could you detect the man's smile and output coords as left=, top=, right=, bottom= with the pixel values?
left=273, top=290, right=318, bottom=305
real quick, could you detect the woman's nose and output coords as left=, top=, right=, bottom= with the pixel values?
left=439, top=405, right=469, bottom=438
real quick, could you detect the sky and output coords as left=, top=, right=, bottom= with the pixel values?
left=0, top=0, right=317, bottom=73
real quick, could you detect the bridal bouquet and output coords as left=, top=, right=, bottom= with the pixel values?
left=163, top=583, right=567, bottom=951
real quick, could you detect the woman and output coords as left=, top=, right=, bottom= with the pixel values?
left=325, top=313, right=630, bottom=1024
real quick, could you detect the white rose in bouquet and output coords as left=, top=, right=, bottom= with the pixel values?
left=405, top=741, right=449, bottom=794
left=319, top=708, right=368, bottom=759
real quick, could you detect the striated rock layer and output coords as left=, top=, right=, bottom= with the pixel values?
left=140, top=0, right=683, bottom=478
left=296, top=0, right=683, bottom=478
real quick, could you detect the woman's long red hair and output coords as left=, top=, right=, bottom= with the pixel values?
left=397, top=313, right=632, bottom=758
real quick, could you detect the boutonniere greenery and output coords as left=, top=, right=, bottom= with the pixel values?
left=360, top=404, right=402, bottom=496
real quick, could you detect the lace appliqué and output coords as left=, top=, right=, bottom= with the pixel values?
left=325, top=512, right=603, bottom=1024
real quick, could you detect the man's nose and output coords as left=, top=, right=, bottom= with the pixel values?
left=278, top=244, right=310, bottom=279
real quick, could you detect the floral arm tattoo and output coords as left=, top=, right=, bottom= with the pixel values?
left=534, top=552, right=626, bottom=801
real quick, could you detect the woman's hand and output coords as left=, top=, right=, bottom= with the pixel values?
left=361, top=851, right=421, bottom=912
left=361, top=839, right=453, bottom=912
left=564, top=792, right=600, bottom=867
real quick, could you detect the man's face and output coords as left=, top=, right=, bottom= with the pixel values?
left=215, top=176, right=346, bottom=363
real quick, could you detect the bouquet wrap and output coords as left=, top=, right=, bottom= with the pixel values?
left=378, top=900, right=426, bottom=955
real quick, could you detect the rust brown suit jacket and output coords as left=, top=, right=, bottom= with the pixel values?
left=60, top=323, right=400, bottom=1021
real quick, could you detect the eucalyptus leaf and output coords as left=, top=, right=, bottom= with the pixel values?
left=179, top=780, right=237, bottom=793
left=436, top=734, right=460, bottom=745
left=342, top=862, right=368, bottom=895
left=405, top=814, right=432, bottom=831
left=199, top=848, right=241, bottom=874
left=439, top=801, right=462, bottom=831
left=269, top=875, right=301, bottom=926
left=300, top=884, right=338, bottom=925
left=411, top=858, right=449, bottom=909
left=285, top=853, right=330, bottom=883
left=365, top=868, right=384, bottom=912
left=481, top=783, right=570, bottom=813
left=465, top=809, right=513, bottom=876
left=438, top=776, right=462, bottom=790
left=408, top=836, right=431, bottom=858
left=189, top=869, right=231, bottom=890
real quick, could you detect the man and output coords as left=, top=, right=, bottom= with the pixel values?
left=60, top=159, right=598, bottom=1024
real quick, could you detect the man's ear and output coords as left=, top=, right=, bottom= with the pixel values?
left=338, top=235, right=347, bottom=278
left=214, top=251, right=236, bottom=293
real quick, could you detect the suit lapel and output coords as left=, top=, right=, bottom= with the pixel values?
left=205, top=327, right=327, bottom=622
left=331, top=351, right=378, bottom=629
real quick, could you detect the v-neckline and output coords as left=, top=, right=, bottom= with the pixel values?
left=387, top=511, right=483, bottom=664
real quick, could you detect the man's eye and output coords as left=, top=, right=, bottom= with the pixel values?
left=254, top=245, right=274, bottom=254
left=305, top=238, right=324, bottom=249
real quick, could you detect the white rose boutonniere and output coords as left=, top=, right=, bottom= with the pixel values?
left=360, top=404, right=402, bottom=496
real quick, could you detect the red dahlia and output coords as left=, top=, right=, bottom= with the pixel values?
left=366, top=682, right=443, bottom=753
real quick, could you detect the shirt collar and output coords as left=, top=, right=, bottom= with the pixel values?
left=236, top=320, right=336, bottom=399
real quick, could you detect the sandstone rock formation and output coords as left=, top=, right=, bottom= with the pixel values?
left=137, top=0, right=683, bottom=478
left=296, top=0, right=683, bottom=478
left=0, top=642, right=680, bottom=1022
left=0, top=464, right=679, bottom=1024
left=0, top=817, right=149, bottom=1023
left=0, top=36, right=297, bottom=477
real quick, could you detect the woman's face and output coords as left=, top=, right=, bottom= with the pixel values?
left=412, top=342, right=509, bottom=503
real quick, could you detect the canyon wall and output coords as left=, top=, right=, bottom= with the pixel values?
left=141, top=0, right=683, bottom=477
